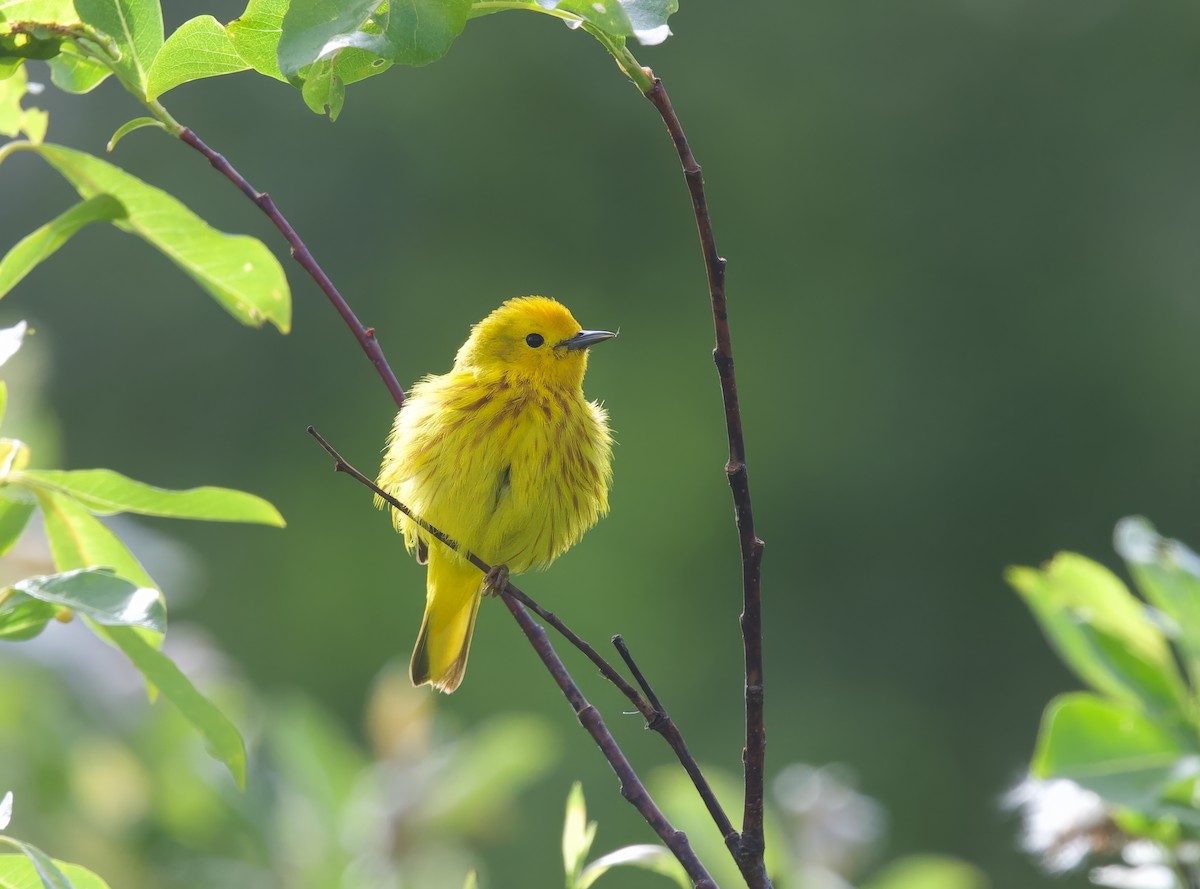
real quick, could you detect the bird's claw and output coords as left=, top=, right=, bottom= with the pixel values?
left=482, top=564, right=510, bottom=598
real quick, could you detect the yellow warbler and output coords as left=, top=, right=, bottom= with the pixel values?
left=378, top=297, right=616, bottom=693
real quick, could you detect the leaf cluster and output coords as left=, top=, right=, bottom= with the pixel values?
left=1010, top=518, right=1200, bottom=843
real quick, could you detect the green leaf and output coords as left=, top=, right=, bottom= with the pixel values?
left=0, top=197, right=126, bottom=300
left=476, top=0, right=676, bottom=45
left=73, top=0, right=163, bottom=94
left=0, top=320, right=26, bottom=366
left=1007, top=554, right=1185, bottom=712
left=18, top=468, right=285, bottom=525
left=278, top=0, right=467, bottom=96
left=0, top=839, right=73, bottom=889
left=563, top=781, right=597, bottom=886
left=0, top=493, right=34, bottom=557
left=225, top=0, right=287, bottom=81
left=0, top=64, right=44, bottom=142
left=862, top=855, right=990, bottom=889
left=461, top=873, right=477, bottom=889
left=145, top=15, right=250, bottom=99
left=46, top=51, right=111, bottom=93
left=1032, top=692, right=1192, bottom=810
left=578, top=845, right=689, bottom=889
left=14, top=568, right=165, bottom=632
left=0, top=592, right=56, bottom=641
left=278, top=0, right=386, bottom=78
left=0, top=849, right=115, bottom=888
left=0, top=58, right=21, bottom=80
left=34, top=487, right=155, bottom=588
left=0, top=0, right=79, bottom=24
left=105, top=116, right=163, bottom=151
left=103, top=625, right=247, bottom=787
left=299, top=55, right=343, bottom=119
left=1116, top=517, right=1200, bottom=680
left=9, top=144, right=291, bottom=332
left=378, top=0, right=471, bottom=67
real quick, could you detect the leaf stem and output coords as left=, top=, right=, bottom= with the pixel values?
left=305, top=426, right=718, bottom=888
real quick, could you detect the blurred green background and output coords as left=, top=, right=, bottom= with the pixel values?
left=3, top=0, right=1200, bottom=886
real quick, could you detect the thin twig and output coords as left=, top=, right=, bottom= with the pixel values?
left=177, top=128, right=407, bottom=410
left=615, top=635, right=740, bottom=856
left=305, top=426, right=718, bottom=888
left=642, top=78, right=770, bottom=889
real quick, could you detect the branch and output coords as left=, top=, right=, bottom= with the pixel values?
left=641, top=77, right=770, bottom=889
left=305, top=427, right=718, bottom=889
left=176, top=128, right=407, bottom=410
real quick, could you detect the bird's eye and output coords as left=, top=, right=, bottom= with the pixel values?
left=526, top=333, right=545, bottom=348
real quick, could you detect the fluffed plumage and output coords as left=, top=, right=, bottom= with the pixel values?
left=378, top=296, right=615, bottom=692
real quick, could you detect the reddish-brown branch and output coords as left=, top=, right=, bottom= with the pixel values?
left=306, top=427, right=718, bottom=888
left=177, top=128, right=407, bottom=409
left=643, top=78, right=770, bottom=889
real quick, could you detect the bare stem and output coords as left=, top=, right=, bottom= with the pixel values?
left=177, top=129, right=407, bottom=410
left=641, top=77, right=770, bottom=889
left=614, top=635, right=741, bottom=856
left=305, top=427, right=718, bottom=888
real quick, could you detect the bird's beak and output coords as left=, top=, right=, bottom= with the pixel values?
left=560, top=329, right=618, bottom=351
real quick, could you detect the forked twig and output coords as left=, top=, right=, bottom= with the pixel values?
left=306, top=426, right=718, bottom=889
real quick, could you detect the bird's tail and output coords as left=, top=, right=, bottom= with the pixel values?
left=410, top=551, right=483, bottom=694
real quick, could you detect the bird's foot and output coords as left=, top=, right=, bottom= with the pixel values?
left=482, top=564, right=510, bottom=598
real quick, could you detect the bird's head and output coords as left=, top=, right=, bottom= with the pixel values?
left=454, top=296, right=616, bottom=389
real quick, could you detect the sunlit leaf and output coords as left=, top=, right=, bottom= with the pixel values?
left=0, top=321, right=25, bottom=367
left=146, top=15, right=249, bottom=99
left=551, top=0, right=675, bottom=45
left=0, top=846, right=115, bottom=888
left=0, top=837, right=73, bottom=889
left=225, top=0, right=287, bottom=81
left=106, top=116, right=163, bottom=151
left=19, top=468, right=285, bottom=525
left=0, top=64, right=44, bottom=141
left=1007, top=555, right=1185, bottom=714
left=0, top=0, right=78, bottom=24
left=563, top=781, right=597, bottom=886
left=1033, top=692, right=1192, bottom=811
left=102, top=625, right=247, bottom=788
left=73, top=0, right=163, bottom=94
left=14, top=568, right=165, bottom=632
left=0, top=790, right=10, bottom=830
left=9, top=144, right=291, bottom=332
left=0, top=493, right=34, bottom=557
left=1116, top=517, right=1200, bottom=684
left=0, top=198, right=126, bottom=300
left=34, top=487, right=155, bottom=588
left=578, top=845, right=689, bottom=889
left=377, top=0, right=471, bottom=66
left=460, top=872, right=477, bottom=889
left=0, top=439, right=30, bottom=481
left=862, top=855, right=990, bottom=889
left=46, top=50, right=110, bottom=93
left=0, top=592, right=56, bottom=641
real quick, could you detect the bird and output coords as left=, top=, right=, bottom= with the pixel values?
left=377, top=296, right=616, bottom=693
